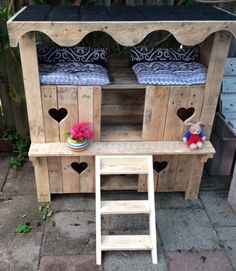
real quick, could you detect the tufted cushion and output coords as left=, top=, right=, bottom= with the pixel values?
left=38, top=46, right=108, bottom=67
left=132, top=61, right=207, bottom=85
left=39, top=62, right=110, bottom=85
left=130, top=46, right=200, bottom=66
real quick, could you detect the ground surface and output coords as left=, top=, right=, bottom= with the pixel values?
left=0, top=155, right=235, bottom=271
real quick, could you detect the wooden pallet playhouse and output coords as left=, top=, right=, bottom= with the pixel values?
left=7, top=5, right=236, bottom=203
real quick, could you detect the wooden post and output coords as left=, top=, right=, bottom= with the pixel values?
left=200, top=31, right=232, bottom=138
left=19, top=32, right=45, bottom=143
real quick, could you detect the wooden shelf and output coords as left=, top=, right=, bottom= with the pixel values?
left=29, top=141, right=215, bottom=158
left=103, top=57, right=143, bottom=89
left=101, top=235, right=152, bottom=251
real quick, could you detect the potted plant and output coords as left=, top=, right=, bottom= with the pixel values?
left=65, top=122, right=94, bottom=151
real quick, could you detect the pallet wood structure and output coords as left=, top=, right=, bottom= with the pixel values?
left=7, top=5, right=236, bottom=202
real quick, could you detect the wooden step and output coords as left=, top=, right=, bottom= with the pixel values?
left=101, top=235, right=152, bottom=251
left=29, top=141, right=215, bottom=158
left=99, top=156, right=149, bottom=174
left=101, top=200, right=150, bottom=214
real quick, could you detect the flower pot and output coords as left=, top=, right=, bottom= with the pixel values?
left=66, top=137, right=89, bottom=152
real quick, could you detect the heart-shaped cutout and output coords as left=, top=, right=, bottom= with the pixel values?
left=71, top=162, right=88, bottom=174
left=153, top=161, right=168, bottom=173
left=177, top=107, right=195, bottom=122
left=48, top=108, right=68, bottom=123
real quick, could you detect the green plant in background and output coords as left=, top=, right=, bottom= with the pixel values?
left=1, top=130, right=30, bottom=169
left=39, top=203, right=53, bottom=220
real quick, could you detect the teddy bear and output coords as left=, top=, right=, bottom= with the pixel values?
left=183, top=121, right=206, bottom=150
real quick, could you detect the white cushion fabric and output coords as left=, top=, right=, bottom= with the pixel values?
left=39, top=62, right=110, bottom=85
left=132, top=61, right=207, bottom=85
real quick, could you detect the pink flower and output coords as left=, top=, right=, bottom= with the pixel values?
left=69, top=122, right=94, bottom=140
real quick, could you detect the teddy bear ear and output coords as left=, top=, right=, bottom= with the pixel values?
left=196, top=121, right=205, bottom=126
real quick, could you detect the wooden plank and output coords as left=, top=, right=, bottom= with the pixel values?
left=95, top=156, right=102, bottom=265
left=101, top=124, right=142, bottom=141
left=200, top=34, right=213, bottom=68
left=220, top=93, right=236, bottom=113
left=101, top=175, right=138, bottom=190
left=174, top=155, right=192, bottom=191
left=78, top=86, right=93, bottom=123
left=61, top=157, right=80, bottom=193
left=41, top=86, right=59, bottom=142
left=102, top=89, right=145, bottom=105
left=47, top=157, right=63, bottom=193
left=93, top=86, right=101, bottom=141
left=101, top=235, right=152, bottom=251
left=224, top=58, right=236, bottom=76
left=228, top=163, right=236, bottom=213
left=201, top=31, right=232, bottom=138
left=8, top=19, right=236, bottom=48
left=18, top=32, right=45, bottom=143
left=29, top=141, right=216, bottom=157
left=32, top=157, right=51, bottom=202
left=182, top=85, right=205, bottom=138
left=164, top=86, right=190, bottom=140
left=156, top=155, right=179, bottom=192
left=222, top=75, right=236, bottom=93
left=101, top=200, right=150, bottom=214
left=102, top=104, right=144, bottom=117
left=185, top=155, right=206, bottom=199
left=100, top=156, right=149, bottom=174
left=57, top=86, right=78, bottom=142
left=142, top=86, right=169, bottom=140
left=79, top=156, right=95, bottom=192
left=147, top=155, right=158, bottom=264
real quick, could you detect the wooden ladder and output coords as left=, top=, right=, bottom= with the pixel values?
left=95, top=155, right=158, bottom=265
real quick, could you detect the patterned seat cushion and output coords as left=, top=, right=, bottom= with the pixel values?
left=39, top=62, right=110, bottom=85
left=132, top=61, right=207, bottom=85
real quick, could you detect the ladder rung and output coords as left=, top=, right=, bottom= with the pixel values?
left=101, top=200, right=150, bottom=214
left=101, top=235, right=152, bottom=251
left=99, top=156, right=149, bottom=174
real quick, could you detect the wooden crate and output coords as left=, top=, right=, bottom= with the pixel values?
left=206, top=113, right=236, bottom=175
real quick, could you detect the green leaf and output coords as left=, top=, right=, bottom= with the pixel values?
left=16, top=224, right=32, bottom=234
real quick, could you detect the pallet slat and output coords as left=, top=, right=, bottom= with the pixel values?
left=101, top=235, right=152, bottom=251
left=101, top=200, right=150, bottom=214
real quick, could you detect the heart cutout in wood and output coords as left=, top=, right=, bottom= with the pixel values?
left=153, top=161, right=168, bottom=173
left=71, top=162, right=88, bottom=174
left=177, top=107, right=195, bottom=122
left=48, top=108, right=68, bottom=123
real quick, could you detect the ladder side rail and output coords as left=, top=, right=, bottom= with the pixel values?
left=147, top=155, right=158, bottom=264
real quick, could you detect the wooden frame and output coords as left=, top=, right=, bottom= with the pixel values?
left=7, top=6, right=236, bottom=202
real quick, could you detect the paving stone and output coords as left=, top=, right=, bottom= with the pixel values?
left=200, top=175, right=231, bottom=192
left=155, top=192, right=203, bottom=209
left=157, top=208, right=219, bottom=251
left=103, top=248, right=167, bottom=271
left=3, top=160, right=36, bottom=197
left=0, top=232, right=42, bottom=271
left=0, top=154, right=10, bottom=190
left=39, top=255, right=101, bottom=271
left=200, top=191, right=236, bottom=227
left=216, top=227, right=236, bottom=270
left=0, top=195, right=43, bottom=235
left=165, top=250, right=233, bottom=271
left=41, top=211, right=96, bottom=256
